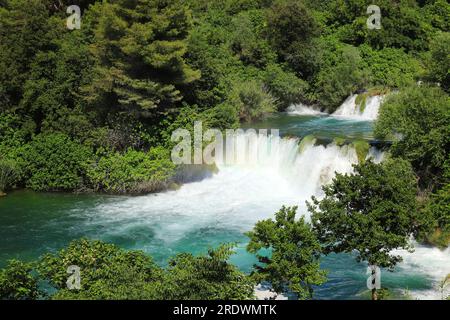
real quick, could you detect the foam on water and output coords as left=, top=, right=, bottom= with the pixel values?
left=286, top=103, right=326, bottom=116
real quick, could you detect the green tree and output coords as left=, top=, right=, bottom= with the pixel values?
left=308, top=159, right=418, bottom=300
left=426, top=32, right=449, bottom=91
left=83, top=0, right=200, bottom=118
left=0, top=0, right=54, bottom=109
left=246, top=206, right=326, bottom=299
left=374, top=85, right=450, bottom=188
left=163, top=244, right=255, bottom=300
left=38, top=239, right=164, bottom=300
left=267, top=0, right=321, bottom=79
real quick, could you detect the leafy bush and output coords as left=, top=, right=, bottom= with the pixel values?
left=228, top=80, right=277, bottom=122
left=87, top=147, right=176, bottom=194
left=266, top=0, right=321, bottom=79
left=426, top=32, right=450, bottom=91
left=314, top=45, right=370, bottom=111
left=0, top=260, right=40, bottom=300
left=264, top=64, right=309, bottom=110
left=36, top=239, right=255, bottom=300
left=38, top=239, right=163, bottom=300
left=360, top=45, right=423, bottom=88
left=21, top=133, right=93, bottom=191
left=163, top=244, right=255, bottom=300
left=0, top=159, right=18, bottom=193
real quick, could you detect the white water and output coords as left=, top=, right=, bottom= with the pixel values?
left=332, top=94, right=384, bottom=121
left=90, top=133, right=448, bottom=299
left=286, top=103, right=325, bottom=116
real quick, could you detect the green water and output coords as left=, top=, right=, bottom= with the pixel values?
left=0, top=113, right=447, bottom=300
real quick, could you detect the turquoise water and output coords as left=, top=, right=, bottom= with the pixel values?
left=0, top=113, right=448, bottom=300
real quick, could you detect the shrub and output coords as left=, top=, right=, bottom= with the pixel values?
left=0, top=260, right=40, bottom=300
left=38, top=239, right=163, bottom=300
left=21, top=133, right=93, bottom=191
left=314, top=45, right=370, bottom=111
left=0, top=159, right=18, bottom=193
left=228, top=80, right=277, bottom=122
left=360, top=45, right=423, bottom=88
left=426, top=32, right=450, bottom=91
left=87, top=147, right=176, bottom=194
left=264, top=64, right=309, bottom=110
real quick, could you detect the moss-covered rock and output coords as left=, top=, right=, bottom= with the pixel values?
left=333, top=137, right=346, bottom=147
left=298, top=135, right=317, bottom=153
left=351, top=140, right=370, bottom=164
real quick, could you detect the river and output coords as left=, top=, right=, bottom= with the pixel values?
left=1, top=96, right=449, bottom=299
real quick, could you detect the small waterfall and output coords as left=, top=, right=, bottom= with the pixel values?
left=286, top=103, right=325, bottom=116
left=332, top=94, right=384, bottom=121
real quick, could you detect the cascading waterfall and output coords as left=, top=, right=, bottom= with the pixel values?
left=332, top=94, right=384, bottom=120
left=83, top=132, right=448, bottom=300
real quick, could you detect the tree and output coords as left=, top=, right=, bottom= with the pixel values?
left=163, top=244, right=255, bottom=300
left=307, top=159, right=418, bottom=300
left=427, top=32, right=449, bottom=91
left=266, top=0, right=321, bottom=79
left=246, top=206, right=326, bottom=299
left=35, top=239, right=254, bottom=300
left=38, top=239, right=164, bottom=300
left=0, top=0, right=54, bottom=109
left=83, top=0, right=200, bottom=119
left=374, top=85, right=450, bottom=189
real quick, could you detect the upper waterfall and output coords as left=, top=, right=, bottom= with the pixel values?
left=332, top=94, right=384, bottom=121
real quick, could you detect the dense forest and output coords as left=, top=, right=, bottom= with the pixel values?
left=0, top=0, right=449, bottom=300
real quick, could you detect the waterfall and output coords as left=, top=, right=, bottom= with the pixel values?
left=89, top=131, right=446, bottom=300
left=215, top=132, right=380, bottom=198
left=332, top=94, right=384, bottom=121
left=286, top=103, right=325, bottom=116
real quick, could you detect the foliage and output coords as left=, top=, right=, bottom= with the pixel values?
left=360, top=45, right=423, bottom=88
left=0, top=159, right=18, bottom=193
left=228, top=80, right=277, bottom=122
left=21, top=133, right=93, bottom=191
left=0, top=260, right=40, bottom=300
left=314, top=44, right=369, bottom=111
left=34, top=239, right=254, bottom=300
left=264, top=64, right=309, bottom=110
left=426, top=32, right=450, bottom=91
left=163, top=244, right=255, bottom=300
left=87, top=147, right=176, bottom=194
left=374, top=85, right=450, bottom=188
left=82, top=0, right=200, bottom=118
left=308, top=159, right=418, bottom=270
left=38, top=239, right=164, bottom=300
left=267, top=0, right=321, bottom=79
left=246, top=206, right=326, bottom=299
